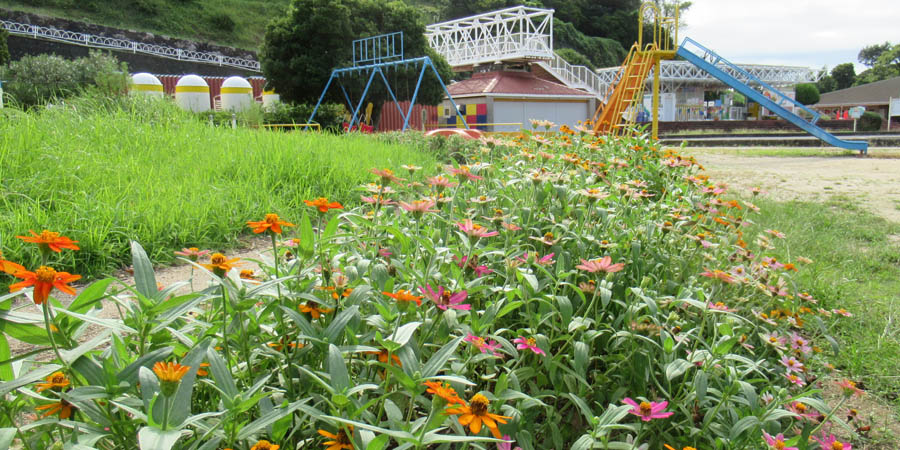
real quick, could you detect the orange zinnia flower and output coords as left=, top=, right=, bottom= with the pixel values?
left=446, top=393, right=511, bottom=439
left=35, top=398, right=74, bottom=419
left=368, top=349, right=401, bottom=367
left=305, top=198, right=344, bottom=213
left=318, top=426, right=354, bottom=450
left=250, top=440, right=280, bottom=450
left=35, top=371, right=70, bottom=392
left=383, top=290, right=423, bottom=306
left=423, top=381, right=465, bottom=406
left=152, top=361, right=190, bottom=383
left=10, top=266, right=80, bottom=305
left=0, top=251, right=24, bottom=275
left=201, top=253, right=241, bottom=277
left=247, top=213, right=295, bottom=235
left=299, top=302, right=333, bottom=319
left=17, top=230, right=80, bottom=253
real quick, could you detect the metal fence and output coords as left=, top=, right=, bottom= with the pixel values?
left=0, top=19, right=262, bottom=72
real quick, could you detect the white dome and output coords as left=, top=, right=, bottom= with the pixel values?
left=131, top=73, right=162, bottom=86
left=130, top=73, right=164, bottom=96
left=222, top=76, right=252, bottom=89
left=176, top=74, right=209, bottom=88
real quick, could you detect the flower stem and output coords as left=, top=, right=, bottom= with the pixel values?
left=161, top=394, right=171, bottom=430
left=41, top=301, right=69, bottom=372
left=220, top=284, right=232, bottom=370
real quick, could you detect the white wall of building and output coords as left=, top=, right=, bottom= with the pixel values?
left=493, top=99, right=593, bottom=132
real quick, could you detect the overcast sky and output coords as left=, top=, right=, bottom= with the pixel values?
left=680, top=0, right=897, bottom=72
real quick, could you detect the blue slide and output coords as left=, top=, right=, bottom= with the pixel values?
left=676, top=38, right=868, bottom=154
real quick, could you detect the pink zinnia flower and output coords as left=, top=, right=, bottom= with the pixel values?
left=456, top=219, right=498, bottom=239
left=762, top=431, right=798, bottom=450
left=513, top=336, right=546, bottom=356
left=425, top=175, right=458, bottom=191
left=836, top=379, right=864, bottom=397
left=780, top=355, right=804, bottom=373
left=464, top=333, right=501, bottom=356
left=700, top=269, right=736, bottom=284
left=361, top=195, right=396, bottom=206
left=790, top=333, right=811, bottom=354
left=813, top=432, right=852, bottom=450
left=370, top=168, right=405, bottom=184
left=832, top=308, right=852, bottom=317
left=517, top=252, right=555, bottom=266
left=174, top=247, right=210, bottom=262
left=622, top=397, right=673, bottom=422
left=576, top=256, right=625, bottom=273
left=497, top=435, right=522, bottom=450
left=707, top=302, right=737, bottom=312
left=787, top=401, right=819, bottom=420
left=445, top=165, right=483, bottom=182
left=419, top=284, right=470, bottom=311
left=398, top=199, right=438, bottom=217
left=784, top=373, right=806, bottom=387
left=455, top=255, right=493, bottom=276
left=501, top=222, right=521, bottom=231
left=765, top=229, right=786, bottom=239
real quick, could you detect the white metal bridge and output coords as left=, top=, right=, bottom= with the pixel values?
left=0, top=19, right=261, bottom=72
left=425, top=6, right=820, bottom=102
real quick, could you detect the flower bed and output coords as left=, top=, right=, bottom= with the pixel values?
left=0, top=125, right=859, bottom=449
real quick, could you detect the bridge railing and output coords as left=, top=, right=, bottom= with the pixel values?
left=0, top=19, right=262, bottom=72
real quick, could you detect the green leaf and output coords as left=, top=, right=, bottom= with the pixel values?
left=421, top=431, right=501, bottom=444
left=324, top=415, right=415, bottom=441
left=328, top=344, right=351, bottom=392
left=0, top=334, right=12, bottom=381
left=300, top=212, right=315, bottom=258
left=138, top=367, right=161, bottom=422
left=422, top=336, right=462, bottom=378
left=324, top=306, right=359, bottom=344
left=365, top=434, right=391, bottom=450
left=236, top=400, right=304, bottom=440
left=169, top=339, right=210, bottom=426
left=323, top=216, right=340, bottom=241
left=206, top=347, right=238, bottom=401
left=694, top=371, right=708, bottom=404
left=386, top=321, right=420, bottom=347
left=131, top=241, right=158, bottom=300
left=66, top=278, right=114, bottom=316
left=0, top=428, right=16, bottom=450
left=563, top=393, right=594, bottom=425
left=665, top=359, right=692, bottom=381
left=729, top=416, right=760, bottom=440
left=138, top=427, right=182, bottom=450
left=0, top=364, right=61, bottom=396
left=0, top=322, right=51, bottom=346
left=280, top=305, right=321, bottom=341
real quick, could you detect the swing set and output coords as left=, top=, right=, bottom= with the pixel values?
left=308, top=31, right=469, bottom=132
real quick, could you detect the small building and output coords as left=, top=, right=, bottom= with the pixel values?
left=813, top=77, right=900, bottom=126
left=440, top=67, right=597, bottom=132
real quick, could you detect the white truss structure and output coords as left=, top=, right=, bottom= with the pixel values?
left=1, top=19, right=261, bottom=72
left=534, top=53, right=607, bottom=99
left=425, top=6, right=554, bottom=69
left=596, top=60, right=820, bottom=95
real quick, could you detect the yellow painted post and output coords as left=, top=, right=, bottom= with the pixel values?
left=652, top=54, right=661, bottom=140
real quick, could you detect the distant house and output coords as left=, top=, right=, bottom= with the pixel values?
left=813, top=77, right=900, bottom=126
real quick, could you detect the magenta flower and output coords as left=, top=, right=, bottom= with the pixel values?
left=707, top=301, right=737, bottom=312
left=419, top=284, right=471, bottom=311
left=370, top=168, right=405, bottom=184
left=464, top=333, right=501, bottom=356
left=517, top=252, right=555, bottom=266
left=425, top=175, right=458, bottom=191
left=762, top=431, right=798, bottom=450
left=497, top=435, right=522, bottom=450
left=813, top=432, right=852, bottom=450
left=501, top=222, right=521, bottom=231
left=576, top=256, right=625, bottom=273
left=457, top=219, right=498, bottom=239
left=789, top=333, right=811, bottom=354
left=622, top=397, right=673, bottom=422
left=456, top=255, right=494, bottom=276
left=513, top=336, right=546, bottom=356
left=700, top=269, right=736, bottom=284
left=360, top=195, right=396, bottom=206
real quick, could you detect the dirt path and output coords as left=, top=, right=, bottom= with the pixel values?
left=692, top=153, right=900, bottom=223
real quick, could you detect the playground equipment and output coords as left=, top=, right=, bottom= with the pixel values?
left=592, top=2, right=867, bottom=153
left=308, top=31, right=468, bottom=132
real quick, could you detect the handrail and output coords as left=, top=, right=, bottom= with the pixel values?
left=0, top=19, right=261, bottom=72
left=259, top=123, right=321, bottom=130
left=680, top=37, right=819, bottom=123
left=538, top=54, right=608, bottom=100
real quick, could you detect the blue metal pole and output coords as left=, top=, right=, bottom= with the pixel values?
left=402, top=62, right=429, bottom=131
left=308, top=71, right=337, bottom=128
left=349, top=68, right=378, bottom=132
left=427, top=57, right=469, bottom=130
left=376, top=68, right=405, bottom=127
left=339, top=82, right=353, bottom=111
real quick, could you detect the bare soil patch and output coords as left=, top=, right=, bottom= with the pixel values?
left=692, top=153, right=900, bottom=223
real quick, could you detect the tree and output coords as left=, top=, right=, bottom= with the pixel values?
left=830, top=63, right=855, bottom=90
left=794, top=83, right=819, bottom=105
left=260, top=0, right=454, bottom=108
left=858, top=42, right=891, bottom=67
left=0, top=28, right=9, bottom=66
left=853, top=43, right=900, bottom=86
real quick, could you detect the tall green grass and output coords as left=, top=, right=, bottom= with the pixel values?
left=749, top=196, right=900, bottom=407
left=0, top=97, right=440, bottom=279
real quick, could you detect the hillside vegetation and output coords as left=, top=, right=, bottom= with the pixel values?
left=0, top=0, right=290, bottom=50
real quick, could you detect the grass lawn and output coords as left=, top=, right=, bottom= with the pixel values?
left=0, top=98, right=441, bottom=280
left=749, top=196, right=900, bottom=412
left=0, top=0, right=290, bottom=50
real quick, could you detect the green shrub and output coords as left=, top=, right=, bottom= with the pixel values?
left=858, top=111, right=883, bottom=131
left=208, top=12, right=236, bottom=33
left=1, top=51, right=128, bottom=108
left=794, top=83, right=820, bottom=105
left=555, top=48, right=594, bottom=70
left=0, top=28, right=9, bottom=66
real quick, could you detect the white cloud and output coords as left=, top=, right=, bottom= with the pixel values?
left=680, top=0, right=898, bottom=71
